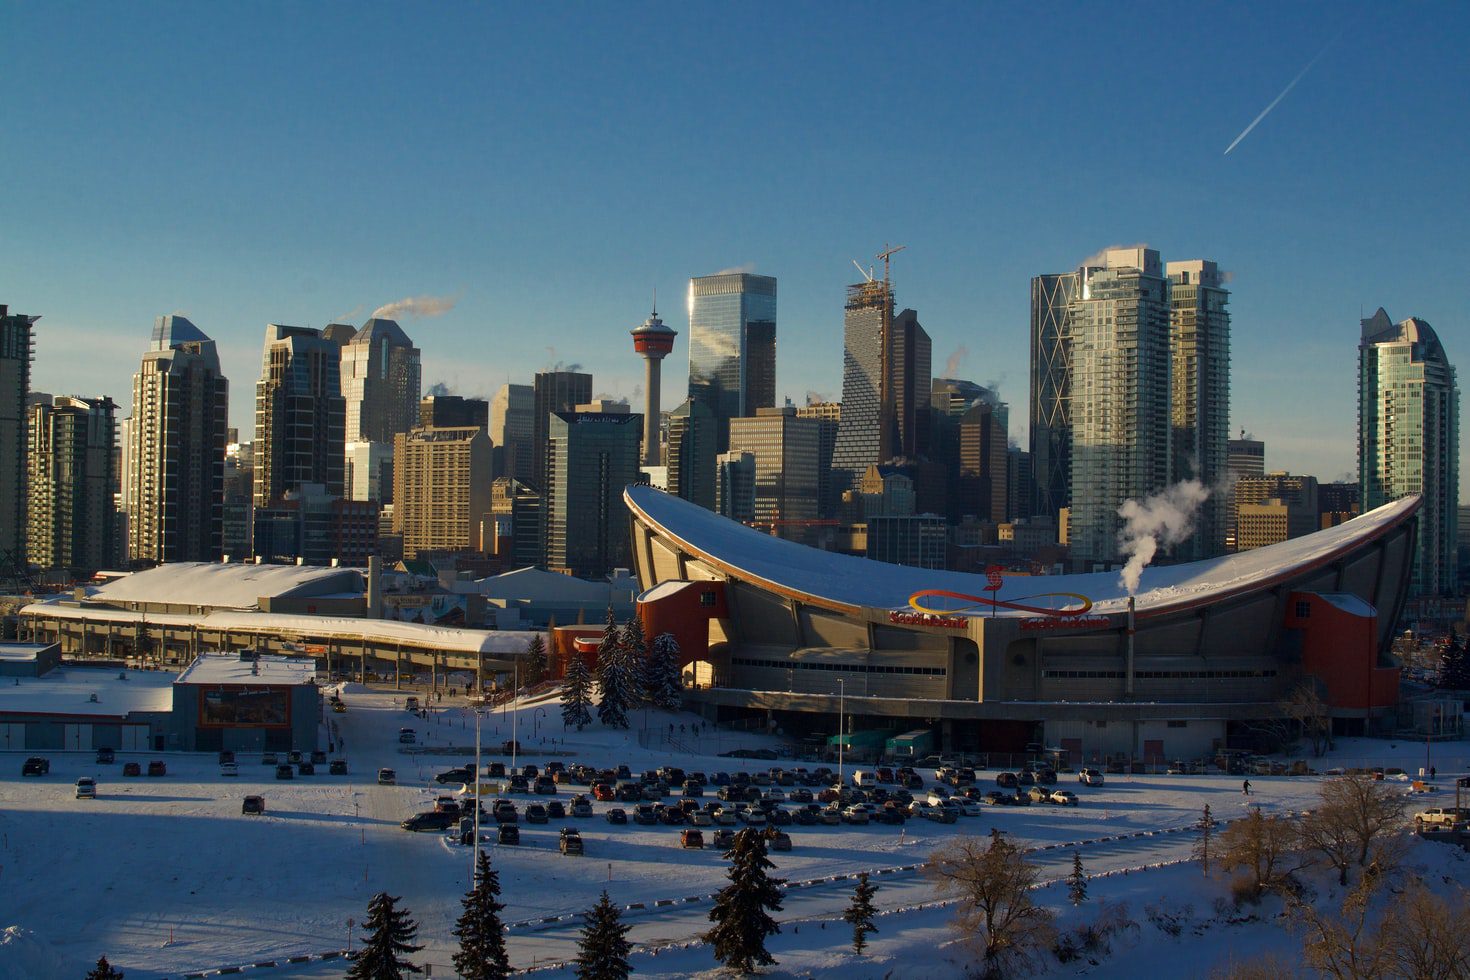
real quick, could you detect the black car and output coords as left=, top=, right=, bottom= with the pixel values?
left=767, top=807, right=792, bottom=826
left=310, top=749, right=327, bottom=764
left=547, top=800, right=566, bottom=819
left=297, top=761, right=315, bottom=775
left=501, top=740, right=522, bottom=754
left=287, top=751, right=303, bottom=765
left=95, top=747, right=115, bottom=765
left=525, top=804, right=549, bottom=824
left=275, top=764, right=294, bottom=780
left=487, top=761, right=507, bottom=778
left=242, top=795, right=266, bottom=815
left=218, top=750, right=235, bottom=765
left=22, top=757, right=50, bottom=776
left=497, top=824, right=520, bottom=845
left=605, top=807, right=628, bottom=825
left=533, top=777, right=557, bottom=795
left=435, top=766, right=475, bottom=785
left=658, top=806, right=686, bottom=826
left=402, top=811, right=457, bottom=832
left=329, top=759, right=348, bottom=775
left=793, top=807, right=819, bottom=826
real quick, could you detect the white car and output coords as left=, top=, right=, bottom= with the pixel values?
left=958, top=799, right=982, bottom=816
left=1078, top=768, right=1105, bottom=786
left=75, top=777, right=97, bottom=800
left=843, top=804, right=870, bottom=825
left=220, top=762, right=239, bottom=777
left=927, top=789, right=951, bottom=806
left=1050, top=790, right=1079, bottom=806
left=740, top=809, right=767, bottom=826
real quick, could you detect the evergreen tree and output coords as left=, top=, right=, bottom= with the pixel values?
left=347, top=892, right=423, bottom=979
left=574, top=890, right=632, bottom=980
left=1067, top=851, right=1088, bottom=906
left=596, top=609, right=633, bottom=729
left=1438, top=631, right=1470, bottom=690
left=562, top=651, right=593, bottom=731
left=1193, top=803, right=1217, bottom=875
left=452, top=850, right=510, bottom=980
left=842, top=872, right=879, bottom=955
left=85, top=957, right=125, bottom=980
left=648, top=632, right=684, bottom=712
left=705, top=827, right=785, bottom=973
left=620, top=616, right=650, bottom=704
left=524, top=633, right=548, bottom=688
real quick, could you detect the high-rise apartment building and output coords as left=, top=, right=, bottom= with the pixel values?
left=1167, top=260, right=1230, bottom=559
left=666, top=398, right=716, bottom=510
left=128, top=315, right=229, bottom=563
left=340, top=318, right=420, bottom=444
left=490, top=383, right=534, bottom=484
left=532, top=371, right=592, bottom=490
left=687, top=273, right=777, bottom=450
left=729, top=407, right=820, bottom=543
left=27, top=396, right=117, bottom=572
left=831, top=275, right=932, bottom=492
left=392, top=426, right=492, bottom=559
left=0, top=305, right=36, bottom=563
left=543, top=410, right=642, bottom=578
left=1358, top=308, right=1459, bottom=595
left=1029, top=272, right=1082, bottom=522
left=254, top=324, right=346, bottom=506
left=1067, top=248, right=1173, bottom=567
left=1225, top=434, right=1266, bottom=550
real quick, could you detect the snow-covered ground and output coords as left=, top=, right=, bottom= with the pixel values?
left=1, top=688, right=1467, bottom=979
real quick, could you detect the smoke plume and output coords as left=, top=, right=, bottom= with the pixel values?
left=426, top=381, right=453, bottom=397
left=943, top=345, right=969, bottom=378
left=713, top=262, right=757, bottom=275
left=370, top=293, right=458, bottom=320
left=1116, top=480, right=1211, bottom=594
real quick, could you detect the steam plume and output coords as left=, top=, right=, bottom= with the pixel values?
left=1116, top=480, right=1210, bottom=594
left=943, top=345, right=969, bottom=378
left=713, top=262, right=757, bottom=275
left=370, top=294, right=458, bottom=320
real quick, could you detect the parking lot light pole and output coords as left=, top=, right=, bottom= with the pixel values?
left=533, top=706, right=546, bottom=741
left=838, top=678, right=845, bottom=793
left=471, top=701, right=482, bottom=886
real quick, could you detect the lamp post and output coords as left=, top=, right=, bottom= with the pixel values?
left=533, top=707, right=547, bottom=740
left=470, top=701, right=482, bottom=885
left=511, top=660, right=519, bottom=773
left=837, top=678, right=846, bottom=794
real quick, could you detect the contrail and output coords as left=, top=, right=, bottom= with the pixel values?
left=1223, top=34, right=1339, bottom=155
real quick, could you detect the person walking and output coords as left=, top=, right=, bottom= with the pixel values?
left=1242, top=779, right=1251, bottom=796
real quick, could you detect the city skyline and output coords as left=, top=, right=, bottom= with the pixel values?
left=2, top=3, right=1467, bottom=499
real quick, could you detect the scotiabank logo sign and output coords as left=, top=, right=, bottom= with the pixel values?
left=895, top=588, right=1102, bottom=631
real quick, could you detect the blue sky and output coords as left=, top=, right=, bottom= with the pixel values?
left=2, top=2, right=1466, bottom=499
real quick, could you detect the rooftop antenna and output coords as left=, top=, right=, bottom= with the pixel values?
left=652, top=287, right=657, bottom=317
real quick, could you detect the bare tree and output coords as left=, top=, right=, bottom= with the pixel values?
left=1327, top=775, right=1407, bottom=869
left=1290, top=870, right=1390, bottom=980
left=1219, top=809, right=1298, bottom=900
left=1379, top=882, right=1470, bottom=979
left=1284, top=681, right=1333, bottom=757
left=927, top=833, right=1054, bottom=978
left=1209, top=951, right=1303, bottom=980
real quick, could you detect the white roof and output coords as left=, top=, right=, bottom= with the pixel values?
left=174, top=653, right=317, bottom=687
left=90, top=562, right=365, bottom=610
left=476, top=567, right=618, bottom=602
left=0, top=644, right=50, bottom=662
left=18, top=604, right=540, bottom=656
left=625, top=485, right=1422, bottom=618
left=0, top=667, right=174, bottom=717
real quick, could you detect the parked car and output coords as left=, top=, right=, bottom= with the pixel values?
left=493, top=801, right=519, bottom=823
left=377, top=768, right=397, bottom=785
left=525, top=804, right=549, bottom=824
left=1414, top=807, right=1469, bottom=830
left=147, top=760, right=167, bottom=777
left=271, top=763, right=292, bottom=780
left=311, top=749, right=327, bottom=764
left=843, top=804, right=870, bottom=825
left=681, top=828, right=705, bottom=849
left=769, top=831, right=793, bottom=852
left=261, top=752, right=279, bottom=765
left=633, top=803, right=659, bottom=826
left=570, top=799, right=593, bottom=819
left=297, top=761, right=315, bottom=775
left=1079, top=768, right=1105, bottom=786
left=434, top=797, right=462, bottom=816
left=398, top=729, right=417, bottom=744
left=242, top=795, right=266, bottom=815
left=329, top=759, right=348, bottom=775
left=533, top=777, right=558, bottom=795
left=123, top=761, right=141, bottom=777
left=220, top=762, right=239, bottom=777
left=690, top=809, right=713, bottom=827
left=497, top=824, right=520, bottom=845
left=287, top=750, right=303, bottom=765
left=604, top=807, right=628, bottom=825
left=1034, top=769, right=1057, bottom=786
left=712, top=829, right=736, bottom=849
left=435, top=766, right=475, bottom=785
left=559, top=828, right=584, bottom=855
left=547, top=800, right=566, bottom=819
left=402, top=811, right=458, bottom=832
left=75, top=777, right=97, bottom=799
left=96, top=748, right=115, bottom=764
left=995, top=771, right=1018, bottom=788
left=740, top=808, right=768, bottom=827
left=1050, top=790, right=1080, bottom=806
left=22, top=757, right=50, bottom=777
left=794, top=806, right=820, bottom=826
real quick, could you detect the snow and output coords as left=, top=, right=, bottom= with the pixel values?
left=0, top=644, right=48, bottom=662
left=173, top=652, right=317, bottom=687
left=1, top=690, right=1466, bottom=979
left=624, top=484, right=1419, bottom=617
left=89, top=562, right=365, bottom=610
left=1317, top=592, right=1376, bottom=617
left=0, top=666, right=174, bottom=717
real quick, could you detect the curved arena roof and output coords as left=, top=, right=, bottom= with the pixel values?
left=624, top=485, right=1421, bottom=619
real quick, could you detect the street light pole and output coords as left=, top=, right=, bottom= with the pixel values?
left=471, top=702, right=481, bottom=886
left=837, top=678, right=845, bottom=794
left=511, top=660, right=519, bottom=773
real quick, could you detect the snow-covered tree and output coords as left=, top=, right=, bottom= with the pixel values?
left=347, top=892, right=423, bottom=979
left=647, top=632, right=684, bottom=712
left=562, top=651, right=593, bottom=731
left=843, top=872, right=879, bottom=955
left=574, top=890, right=631, bottom=980
left=705, top=827, right=784, bottom=973
left=620, top=616, right=650, bottom=703
left=1067, top=851, right=1088, bottom=905
left=596, top=609, right=633, bottom=729
left=453, top=850, right=510, bottom=980
left=85, top=957, right=125, bottom=980
left=523, top=633, right=548, bottom=688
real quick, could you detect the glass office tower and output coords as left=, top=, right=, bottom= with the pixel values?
left=687, top=273, right=777, bottom=451
left=1359, top=308, right=1459, bottom=596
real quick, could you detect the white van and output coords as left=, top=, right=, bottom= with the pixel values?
left=852, top=770, right=879, bottom=786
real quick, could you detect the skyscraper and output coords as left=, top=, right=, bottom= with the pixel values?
left=795, top=401, right=840, bottom=517
left=489, top=383, right=534, bottom=484
left=128, top=315, right=229, bottom=563
left=393, top=425, right=492, bottom=559
left=687, top=272, right=777, bottom=450
left=0, top=305, right=35, bottom=563
left=956, top=401, right=1008, bottom=523
left=729, top=407, right=820, bottom=543
left=1029, top=272, right=1081, bottom=522
left=27, top=396, right=117, bottom=572
left=1168, top=260, right=1230, bottom=559
left=532, top=370, right=592, bottom=490
left=1225, top=433, right=1266, bottom=550
left=543, top=409, right=642, bottom=578
left=716, top=450, right=756, bottom=523
left=1358, top=308, right=1459, bottom=595
left=254, top=324, right=346, bottom=506
left=1067, top=248, right=1173, bottom=567
left=666, top=398, right=716, bottom=510
left=340, top=317, right=421, bottom=443
left=831, top=274, right=931, bottom=492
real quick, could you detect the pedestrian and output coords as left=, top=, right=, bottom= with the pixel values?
left=1242, top=779, right=1251, bottom=796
